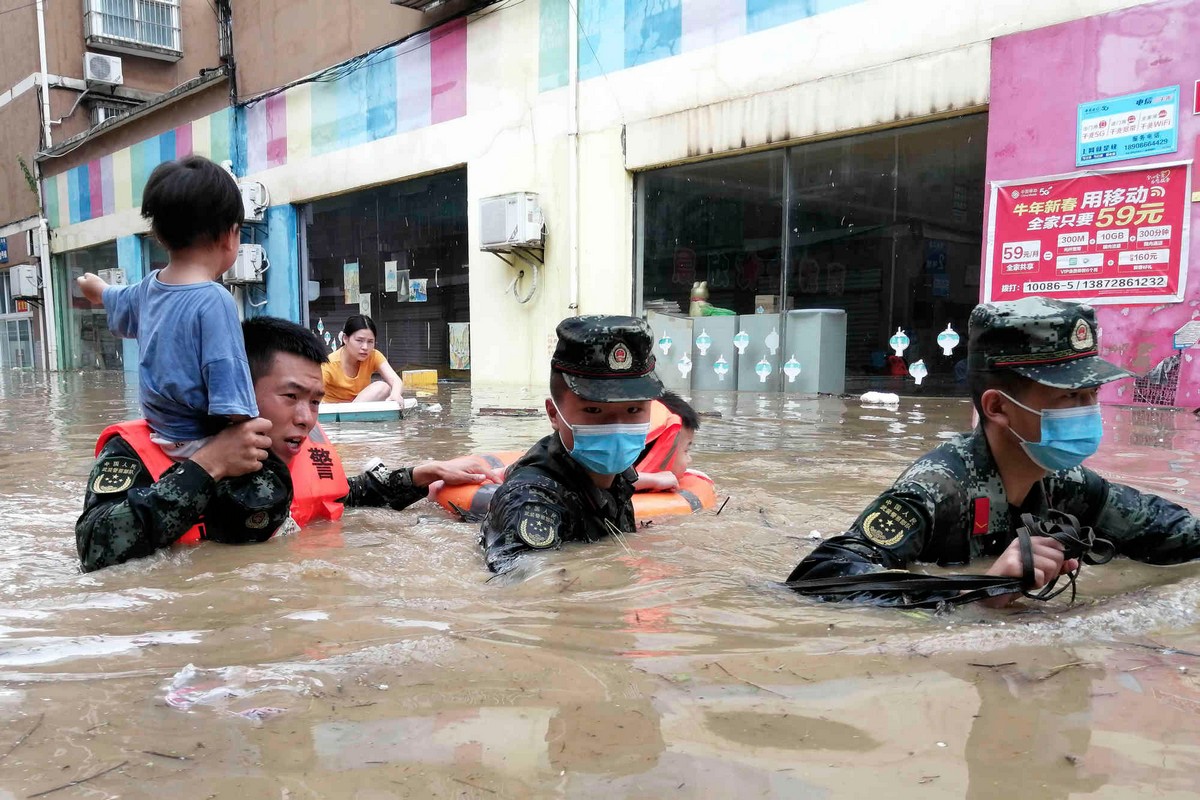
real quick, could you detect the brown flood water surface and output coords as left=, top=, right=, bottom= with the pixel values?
left=1, top=373, right=1199, bottom=798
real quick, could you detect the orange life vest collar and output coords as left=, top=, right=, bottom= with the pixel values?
left=636, top=401, right=683, bottom=474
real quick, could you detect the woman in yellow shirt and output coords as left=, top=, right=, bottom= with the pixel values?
left=321, top=315, right=405, bottom=403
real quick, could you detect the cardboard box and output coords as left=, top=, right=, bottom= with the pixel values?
left=754, top=295, right=778, bottom=314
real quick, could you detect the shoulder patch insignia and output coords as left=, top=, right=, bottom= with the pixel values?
left=516, top=505, right=560, bottom=549
left=859, top=496, right=922, bottom=548
left=92, top=456, right=141, bottom=495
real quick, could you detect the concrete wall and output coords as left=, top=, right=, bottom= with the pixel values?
left=232, top=0, right=427, bottom=100
left=43, top=0, right=224, bottom=143
left=988, top=0, right=1200, bottom=407
left=0, top=1, right=43, bottom=228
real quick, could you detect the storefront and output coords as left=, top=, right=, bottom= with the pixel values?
left=0, top=267, right=39, bottom=369
left=637, top=113, right=987, bottom=394
left=302, top=168, right=470, bottom=375
left=52, top=242, right=122, bottom=371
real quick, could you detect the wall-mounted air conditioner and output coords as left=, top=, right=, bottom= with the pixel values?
left=479, top=192, right=544, bottom=252
left=84, top=52, right=124, bottom=86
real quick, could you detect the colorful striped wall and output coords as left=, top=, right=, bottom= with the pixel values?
left=243, top=18, right=467, bottom=175
left=539, top=0, right=866, bottom=91
left=44, top=18, right=468, bottom=230
left=43, top=107, right=233, bottom=229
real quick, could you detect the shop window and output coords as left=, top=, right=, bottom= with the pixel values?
left=640, top=151, right=784, bottom=317
left=637, top=114, right=987, bottom=393
left=304, top=169, right=469, bottom=374
left=54, top=243, right=122, bottom=371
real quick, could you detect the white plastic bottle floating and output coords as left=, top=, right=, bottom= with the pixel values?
left=733, top=330, right=750, bottom=355
left=714, top=356, right=730, bottom=381
left=937, top=324, right=960, bottom=356
left=658, top=332, right=672, bottom=356
left=909, top=359, right=928, bottom=385
left=889, top=328, right=910, bottom=357
left=696, top=329, right=712, bottom=356
left=765, top=327, right=780, bottom=356
left=783, top=355, right=801, bottom=383
left=756, top=357, right=773, bottom=383
left=677, top=353, right=693, bottom=379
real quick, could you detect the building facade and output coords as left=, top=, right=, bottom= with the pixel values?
left=13, top=0, right=1198, bottom=406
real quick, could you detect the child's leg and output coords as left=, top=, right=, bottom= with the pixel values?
left=150, top=435, right=213, bottom=462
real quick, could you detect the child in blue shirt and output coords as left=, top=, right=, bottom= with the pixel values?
left=78, top=155, right=258, bottom=459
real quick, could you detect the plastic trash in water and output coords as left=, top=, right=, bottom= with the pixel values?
left=909, top=359, right=928, bottom=386
left=163, top=663, right=320, bottom=722
left=937, top=324, right=960, bottom=356
left=425, top=403, right=443, bottom=413
left=783, top=355, right=801, bottom=383
left=889, top=328, right=910, bottom=357
left=402, top=397, right=418, bottom=410
left=860, top=391, right=901, bottom=405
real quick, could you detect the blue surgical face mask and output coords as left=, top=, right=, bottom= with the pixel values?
left=552, top=399, right=650, bottom=475
left=999, top=391, right=1103, bottom=472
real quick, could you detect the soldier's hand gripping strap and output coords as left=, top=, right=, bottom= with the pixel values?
left=784, top=511, right=1115, bottom=609
left=1016, top=510, right=1115, bottom=604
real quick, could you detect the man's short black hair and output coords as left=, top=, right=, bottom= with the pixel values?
left=968, top=368, right=1035, bottom=420
left=141, top=155, right=244, bottom=251
left=659, top=390, right=699, bottom=430
left=550, top=369, right=570, bottom=404
left=243, top=316, right=328, bottom=383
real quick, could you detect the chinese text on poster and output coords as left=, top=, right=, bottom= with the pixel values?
left=985, top=162, right=1191, bottom=305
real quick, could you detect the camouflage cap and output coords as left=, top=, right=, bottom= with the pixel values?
left=967, top=296, right=1135, bottom=389
left=551, top=315, right=664, bottom=403
left=202, top=453, right=294, bottom=544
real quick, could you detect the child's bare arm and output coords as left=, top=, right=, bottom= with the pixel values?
left=76, top=272, right=109, bottom=305
left=634, top=471, right=679, bottom=492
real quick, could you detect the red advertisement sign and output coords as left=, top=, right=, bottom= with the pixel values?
left=985, top=162, right=1192, bottom=305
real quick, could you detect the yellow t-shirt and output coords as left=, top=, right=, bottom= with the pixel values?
left=322, top=347, right=387, bottom=403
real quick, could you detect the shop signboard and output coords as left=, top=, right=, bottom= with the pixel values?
left=1077, top=86, right=1179, bottom=167
left=0, top=237, right=7, bottom=263
left=985, top=162, right=1191, bottom=305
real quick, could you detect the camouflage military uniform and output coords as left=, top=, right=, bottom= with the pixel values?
left=788, top=297, right=1200, bottom=599
left=77, top=440, right=426, bottom=572
left=787, top=426, right=1200, bottom=583
left=342, top=463, right=426, bottom=510
left=76, top=434, right=292, bottom=572
left=479, top=314, right=663, bottom=573
left=480, top=433, right=638, bottom=572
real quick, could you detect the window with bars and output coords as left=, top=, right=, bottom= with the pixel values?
left=86, top=0, right=181, bottom=56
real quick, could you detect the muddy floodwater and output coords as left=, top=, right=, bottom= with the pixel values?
left=1, top=372, right=1200, bottom=799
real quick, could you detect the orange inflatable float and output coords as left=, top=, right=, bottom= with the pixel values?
left=435, top=402, right=717, bottom=521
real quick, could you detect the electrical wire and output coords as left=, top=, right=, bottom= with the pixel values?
left=239, top=0, right=509, bottom=107
left=0, top=1, right=38, bottom=19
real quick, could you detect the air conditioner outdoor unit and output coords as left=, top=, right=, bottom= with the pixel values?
left=98, top=268, right=126, bottom=286
left=84, top=52, right=124, bottom=86
left=10, top=264, right=40, bottom=299
left=223, top=244, right=266, bottom=285
left=239, top=181, right=269, bottom=223
left=479, top=192, right=544, bottom=252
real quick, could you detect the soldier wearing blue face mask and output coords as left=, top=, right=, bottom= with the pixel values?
left=787, top=296, right=1200, bottom=607
left=479, top=315, right=664, bottom=573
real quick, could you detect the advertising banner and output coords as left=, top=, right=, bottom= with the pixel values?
left=1077, top=85, right=1179, bottom=167
left=985, top=162, right=1192, bottom=306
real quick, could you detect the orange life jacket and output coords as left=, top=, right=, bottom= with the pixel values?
left=95, top=420, right=349, bottom=543
left=635, top=401, right=684, bottom=474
